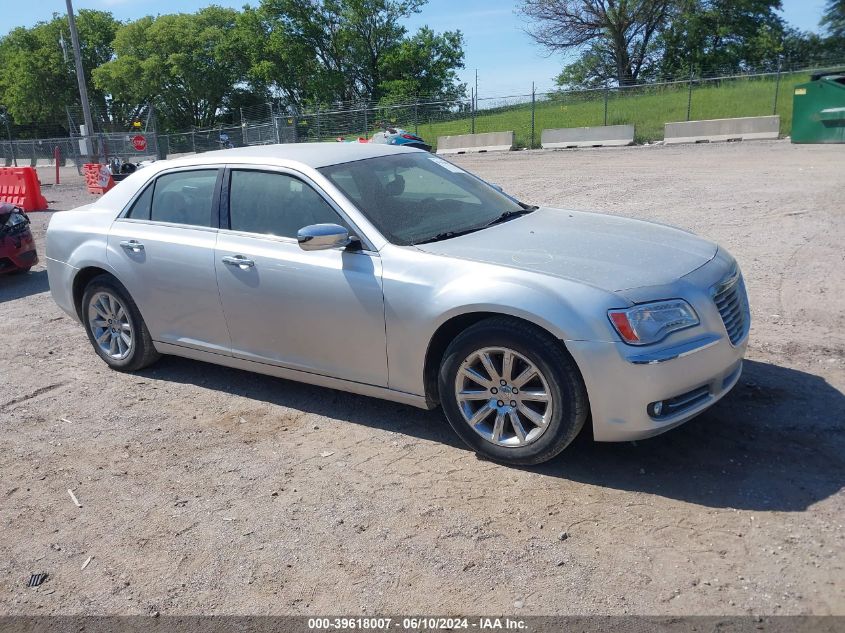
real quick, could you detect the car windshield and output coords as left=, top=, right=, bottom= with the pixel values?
left=318, top=153, right=527, bottom=245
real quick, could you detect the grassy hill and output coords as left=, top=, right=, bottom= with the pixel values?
left=407, top=71, right=814, bottom=148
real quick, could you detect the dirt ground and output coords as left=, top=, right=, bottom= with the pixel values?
left=1, top=140, right=843, bottom=616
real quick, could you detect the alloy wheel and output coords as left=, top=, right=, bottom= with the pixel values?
left=87, top=291, right=133, bottom=361
left=453, top=346, right=554, bottom=447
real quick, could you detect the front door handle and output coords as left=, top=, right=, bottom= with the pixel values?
left=119, top=240, right=144, bottom=253
left=221, top=255, right=255, bottom=269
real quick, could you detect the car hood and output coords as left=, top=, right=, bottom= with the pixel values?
left=414, top=207, right=717, bottom=292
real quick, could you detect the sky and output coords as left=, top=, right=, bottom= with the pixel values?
left=0, top=0, right=830, bottom=96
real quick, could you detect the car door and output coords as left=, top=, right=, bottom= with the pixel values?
left=107, top=167, right=232, bottom=355
left=214, top=167, right=388, bottom=386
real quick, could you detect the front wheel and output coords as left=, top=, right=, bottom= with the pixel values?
left=439, top=317, right=589, bottom=465
left=81, top=274, right=160, bottom=372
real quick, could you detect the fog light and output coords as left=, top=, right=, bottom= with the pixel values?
left=648, top=401, right=664, bottom=417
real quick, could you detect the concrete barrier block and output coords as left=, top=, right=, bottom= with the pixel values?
left=436, top=131, right=514, bottom=154
left=664, top=116, right=780, bottom=144
left=541, top=124, right=635, bottom=148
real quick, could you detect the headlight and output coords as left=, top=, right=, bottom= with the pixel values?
left=6, top=211, right=28, bottom=228
left=608, top=300, right=699, bottom=346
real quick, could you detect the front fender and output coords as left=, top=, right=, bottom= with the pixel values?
left=382, top=246, right=620, bottom=396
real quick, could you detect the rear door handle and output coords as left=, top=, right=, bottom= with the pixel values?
left=221, top=255, right=255, bottom=268
left=119, top=240, right=144, bottom=252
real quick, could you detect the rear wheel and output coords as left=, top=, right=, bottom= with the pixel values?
left=81, top=274, right=160, bottom=371
left=439, top=317, right=588, bottom=465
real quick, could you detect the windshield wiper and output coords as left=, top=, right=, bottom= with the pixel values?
left=412, top=226, right=484, bottom=245
left=483, top=205, right=538, bottom=228
left=412, top=206, right=540, bottom=245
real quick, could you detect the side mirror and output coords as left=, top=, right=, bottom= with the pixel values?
left=297, top=223, right=351, bottom=251
left=489, top=182, right=504, bottom=193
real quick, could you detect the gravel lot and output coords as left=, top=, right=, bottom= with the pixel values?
left=2, top=140, right=843, bottom=616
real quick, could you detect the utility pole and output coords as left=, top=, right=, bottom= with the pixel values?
left=66, top=0, right=96, bottom=161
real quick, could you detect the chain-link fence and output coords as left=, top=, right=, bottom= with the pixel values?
left=1, top=60, right=842, bottom=168
left=467, top=67, right=833, bottom=147
left=1, top=137, right=81, bottom=168
left=278, top=62, right=842, bottom=149
left=0, top=133, right=160, bottom=174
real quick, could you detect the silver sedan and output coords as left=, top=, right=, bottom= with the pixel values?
left=46, top=144, right=749, bottom=465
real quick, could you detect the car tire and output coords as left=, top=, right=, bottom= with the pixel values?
left=81, top=274, right=161, bottom=372
left=9, top=266, right=32, bottom=275
left=439, top=317, right=589, bottom=465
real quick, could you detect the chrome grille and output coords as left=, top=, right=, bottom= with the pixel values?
left=712, top=270, right=750, bottom=345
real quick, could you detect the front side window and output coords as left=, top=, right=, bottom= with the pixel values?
left=150, top=170, right=219, bottom=227
left=319, top=153, right=524, bottom=245
left=228, top=170, right=345, bottom=238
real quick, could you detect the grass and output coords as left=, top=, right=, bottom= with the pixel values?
left=406, top=71, right=813, bottom=149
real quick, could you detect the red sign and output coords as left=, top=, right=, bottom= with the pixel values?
left=131, top=135, right=147, bottom=151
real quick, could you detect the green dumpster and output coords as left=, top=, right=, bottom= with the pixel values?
left=791, top=70, right=845, bottom=143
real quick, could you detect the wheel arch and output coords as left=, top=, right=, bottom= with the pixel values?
left=422, top=311, right=585, bottom=407
left=72, top=266, right=122, bottom=321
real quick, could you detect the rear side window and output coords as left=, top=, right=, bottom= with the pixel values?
left=150, top=170, right=218, bottom=227
left=126, top=183, right=153, bottom=220
left=228, top=170, right=345, bottom=238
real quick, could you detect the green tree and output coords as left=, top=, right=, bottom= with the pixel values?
left=0, top=10, right=118, bottom=132
left=378, top=27, right=465, bottom=101
left=821, top=0, right=845, bottom=38
left=243, top=0, right=351, bottom=106
left=250, top=0, right=463, bottom=106
left=656, top=0, right=788, bottom=79
left=93, top=7, right=249, bottom=130
left=343, top=0, right=425, bottom=98
left=779, top=27, right=845, bottom=66
left=554, top=44, right=618, bottom=89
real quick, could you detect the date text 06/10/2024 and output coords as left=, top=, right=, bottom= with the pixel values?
left=307, top=617, right=527, bottom=630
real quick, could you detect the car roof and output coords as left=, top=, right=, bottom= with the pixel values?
left=166, top=142, right=423, bottom=169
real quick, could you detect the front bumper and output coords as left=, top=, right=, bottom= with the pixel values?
left=0, top=233, right=38, bottom=273
left=567, top=331, right=747, bottom=442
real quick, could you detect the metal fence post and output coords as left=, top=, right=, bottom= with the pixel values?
left=471, top=88, right=475, bottom=134
left=363, top=103, right=368, bottom=139
left=316, top=105, right=321, bottom=141
left=604, top=83, right=609, bottom=126
left=271, top=102, right=280, bottom=144
left=773, top=61, right=783, bottom=115
left=414, top=99, right=419, bottom=135
left=530, top=82, right=536, bottom=149
left=191, top=131, right=196, bottom=153
left=687, top=70, right=694, bottom=121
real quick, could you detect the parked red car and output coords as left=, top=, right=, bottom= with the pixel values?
left=0, top=202, right=38, bottom=274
